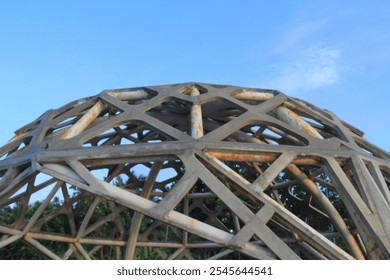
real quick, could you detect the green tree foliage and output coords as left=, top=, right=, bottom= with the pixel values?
left=0, top=165, right=348, bottom=259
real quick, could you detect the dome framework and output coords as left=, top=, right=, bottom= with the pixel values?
left=0, top=82, right=389, bottom=260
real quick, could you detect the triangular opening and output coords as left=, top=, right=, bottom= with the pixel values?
left=297, top=114, right=340, bottom=140
left=3, top=183, right=28, bottom=208
left=353, top=137, right=389, bottom=159
left=217, top=208, right=245, bottom=234
left=222, top=124, right=308, bottom=146
left=28, top=174, right=59, bottom=205
left=85, top=157, right=185, bottom=204
left=46, top=99, right=129, bottom=142
left=1, top=173, right=60, bottom=228
left=70, top=192, right=96, bottom=230
left=82, top=121, right=176, bottom=148
left=145, top=96, right=247, bottom=137
left=202, top=98, right=247, bottom=133
left=194, top=154, right=264, bottom=212
left=276, top=99, right=344, bottom=140
left=51, top=116, right=81, bottom=135
left=145, top=97, right=192, bottom=135
left=82, top=200, right=120, bottom=239
left=218, top=160, right=261, bottom=184
left=247, top=233, right=278, bottom=259
left=47, top=100, right=99, bottom=137
left=0, top=136, right=33, bottom=160
left=267, top=104, right=344, bottom=140
left=186, top=179, right=249, bottom=233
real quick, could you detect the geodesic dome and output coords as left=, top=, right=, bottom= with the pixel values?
left=0, top=82, right=389, bottom=260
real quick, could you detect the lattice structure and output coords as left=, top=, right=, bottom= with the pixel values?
left=0, top=83, right=389, bottom=260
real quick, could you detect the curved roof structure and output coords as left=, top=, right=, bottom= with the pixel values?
left=0, top=82, right=389, bottom=259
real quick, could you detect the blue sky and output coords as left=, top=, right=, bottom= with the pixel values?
left=0, top=0, right=389, bottom=150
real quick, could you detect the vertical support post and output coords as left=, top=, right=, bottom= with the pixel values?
left=189, top=86, right=204, bottom=139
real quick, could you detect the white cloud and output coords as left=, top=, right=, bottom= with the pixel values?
left=271, top=20, right=329, bottom=54
left=264, top=46, right=342, bottom=94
